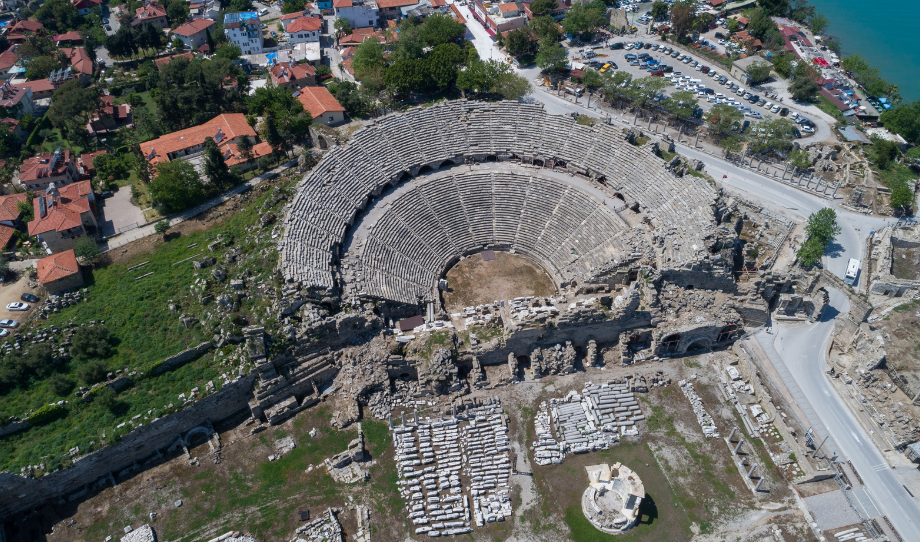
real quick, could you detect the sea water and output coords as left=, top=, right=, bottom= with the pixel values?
left=807, top=0, right=920, bottom=102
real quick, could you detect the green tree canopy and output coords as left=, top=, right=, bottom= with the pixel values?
left=651, top=1, right=668, bottom=19
left=746, top=62, right=772, bottom=84
left=70, top=326, right=112, bottom=360
left=535, top=37, right=567, bottom=72
left=421, top=13, right=466, bottom=47
left=530, top=0, right=558, bottom=17
left=804, top=207, right=841, bottom=248
left=879, top=101, right=920, bottom=144
left=282, top=0, right=307, bottom=13
left=47, top=80, right=101, bottom=136
left=505, top=27, right=537, bottom=57
left=706, top=104, right=744, bottom=140
left=669, top=0, right=695, bottom=36
left=561, top=3, right=605, bottom=37
left=150, top=160, right=207, bottom=212
left=351, top=37, right=386, bottom=78
left=203, top=136, right=238, bottom=190
left=529, top=16, right=561, bottom=41
left=35, top=0, right=83, bottom=32
left=662, top=90, right=698, bottom=120
left=789, top=77, right=819, bottom=101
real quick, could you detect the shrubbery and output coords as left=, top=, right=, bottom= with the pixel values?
left=28, top=403, right=67, bottom=425
left=70, top=325, right=113, bottom=360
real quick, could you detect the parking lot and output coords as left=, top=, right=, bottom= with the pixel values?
left=570, top=37, right=821, bottom=138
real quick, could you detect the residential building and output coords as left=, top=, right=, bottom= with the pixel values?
left=190, top=0, right=221, bottom=19
left=296, top=86, right=345, bottom=125
left=400, top=0, right=449, bottom=21
left=86, top=96, right=133, bottom=136
left=6, top=19, right=44, bottom=44
left=171, top=18, right=216, bottom=50
left=333, top=0, right=378, bottom=29
left=71, top=0, right=102, bottom=15
left=0, top=81, right=35, bottom=117
left=78, top=150, right=108, bottom=177
left=154, top=52, right=195, bottom=69
left=132, top=1, right=169, bottom=28
left=269, top=61, right=316, bottom=88
left=53, top=31, right=84, bottom=45
left=36, top=249, right=85, bottom=293
left=11, top=79, right=54, bottom=100
left=284, top=15, right=323, bottom=44
left=223, top=140, right=273, bottom=171
left=471, top=1, right=526, bottom=33
left=520, top=0, right=565, bottom=19
left=0, top=47, right=18, bottom=78
left=224, top=12, right=264, bottom=55
left=375, top=0, right=417, bottom=19
left=58, top=48, right=95, bottom=81
left=0, top=192, right=27, bottom=249
left=19, top=149, right=79, bottom=191
left=338, top=27, right=387, bottom=47
left=0, top=118, right=24, bottom=140
left=27, top=181, right=98, bottom=254
left=140, top=113, right=258, bottom=166
left=730, top=55, right=765, bottom=83
left=317, top=0, right=332, bottom=9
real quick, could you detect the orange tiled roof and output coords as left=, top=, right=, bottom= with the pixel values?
left=375, top=0, right=417, bottom=8
left=60, top=47, right=94, bottom=75
left=79, top=150, right=107, bottom=171
left=20, top=150, right=74, bottom=183
left=12, top=79, right=55, bottom=93
left=0, top=224, right=15, bottom=248
left=296, top=86, right=345, bottom=118
left=224, top=141, right=273, bottom=166
left=333, top=0, right=351, bottom=6
left=0, top=48, right=18, bottom=71
left=498, top=2, right=519, bottom=13
left=270, top=61, right=316, bottom=85
left=53, top=30, right=84, bottom=42
left=0, top=193, right=27, bottom=222
left=154, top=52, right=194, bottom=69
left=287, top=15, right=322, bottom=33
left=172, top=18, right=215, bottom=36
left=0, top=117, right=19, bottom=131
left=339, top=28, right=387, bottom=45
left=139, top=113, right=256, bottom=165
left=282, top=11, right=305, bottom=20
left=36, top=249, right=80, bottom=283
left=8, top=19, right=44, bottom=36
left=28, top=180, right=93, bottom=236
left=136, top=2, right=167, bottom=18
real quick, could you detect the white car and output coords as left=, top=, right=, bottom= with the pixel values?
left=0, top=319, right=19, bottom=328
left=801, top=125, right=816, bottom=133
left=0, top=328, right=8, bottom=337
left=771, top=105, right=781, bottom=113
left=763, top=101, right=774, bottom=110
left=6, top=302, right=29, bottom=311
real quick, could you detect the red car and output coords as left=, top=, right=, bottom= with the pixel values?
left=651, top=70, right=664, bottom=76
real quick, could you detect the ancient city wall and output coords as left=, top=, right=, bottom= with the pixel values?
left=0, top=376, right=254, bottom=521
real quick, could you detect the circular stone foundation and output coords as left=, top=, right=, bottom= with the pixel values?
left=581, top=463, right=645, bottom=535
left=441, top=251, right=557, bottom=313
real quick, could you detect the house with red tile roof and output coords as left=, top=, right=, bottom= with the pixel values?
left=86, top=95, right=133, bottom=136
left=154, top=52, right=195, bottom=69
left=36, top=249, right=84, bottom=292
left=223, top=140, right=273, bottom=170
left=7, top=19, right=44, bottom=44
left=11, top=78, right=55, bottom=99
left=28, top=181, right=98, bottom=254
left=0, top=48, right=19, bottom=77
left=171, top=18, right=216, bottom=50
left=139, top=113, right=258, bottom=167
left=59, top=47, right=95, bottom=80
left=53, top=30, right=84, bottom=45
left=285, top=15, right=323, bottom=43
left=0, top=192, right=27, bottom=249
left=132, top=1, right=168, bottom=27
left=269, top=61, right=316, bottom=88
left=71, top=0, right=102, bottom=15
left=296, top=86, right=345, bottom=125
left=19, top=149, right=79, bottom=191
left=0, top=81, right=35, bottom=118
left=376, top=0, right=417, bottom=19
left=338, top=27, right=388, bottom=46
left=78, top=150, right=107, bottom=177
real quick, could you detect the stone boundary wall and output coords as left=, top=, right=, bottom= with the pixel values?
left=150, top=342, right=214, bottom=375
left=0, top=376, right=254, bottom=521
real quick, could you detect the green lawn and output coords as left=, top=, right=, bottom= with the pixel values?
left=0, top=178, right=294, bottom=472
left=39, top=128, right=89, bottom=156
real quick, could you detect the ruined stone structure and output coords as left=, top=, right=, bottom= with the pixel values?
left=582, top=463, right=645, bottom=534
left=867, top=225, right=920, bottom=299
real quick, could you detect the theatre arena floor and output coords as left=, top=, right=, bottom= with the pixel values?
left=441, top=251, right=557, bottom=313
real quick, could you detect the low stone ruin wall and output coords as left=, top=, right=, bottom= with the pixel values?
left=0, top=377, right=254, bottom=521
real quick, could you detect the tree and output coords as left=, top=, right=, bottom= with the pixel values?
left=82, top=31, right=99, bottom=65
left=651, top=0, right=668, bottom=19
left=47, top=80, right=101, bottom=136
left=787, top=148, right=811, bottom=171
left=535, top=37, right=567, bottom=72
left=490, top=72, right=532, bottom=100
left=421, top=13, right=465, bottom=47
left=76, top=359, right=108, bottom=385
left=662, top=90, right=698, bottom=120
left=530, top=0, right=557, bottom=17
left=879, top=101, right=920, bottom=144
left=796, top=237, right=824, bottom=267
left=263, top=114, right=286, bottom=155
left=70, top=326, right=112, bottom=360
left=35, top=0, right=82, bottom=33
left=334, top=18, right=352, bottom=42
left=24, top=55, right=62, bottom=80
left=669, top=0, right=695, bottom=36
left=804, top=207, right=841, bottom=248
left=203, top=136, right=238, bottom=189
left=351, top=37, right=385, bottom=78
left=167, top=0, right=189, bottom=23
left=215, top=43, right=242, bottom=59
left=746, top=62, right=772, bottom=84
left=841, top=53, right=870, bottom=76
left=150, top=160, right=207, bottom=212
left=747, top=118, right=796, bottom=154
left=890, top=182, right=914, bottom=212
left=236, top=134, right=254, bottom=164
left=758, top=0, right=789, bottom=17
left=581, top=68, right=601, bottom=88
left=789, top=77, right=819, bottom=101
left=561, top=3, right=605, bottom=37
left=809, top=12, right=829, bottom=34
left=92, top=385, right=121, bottom=413
left=282, top=0, right=307, bottom=13
left=73, top=238, right=100, bottom=263
left=154, top=220, right=171, bottom=237
left=505, top=27, right=536, bottom=57
left=529, top=16, right=561, bottom=41
left=727, top=18, right=741, bottom=32
left=48, top=373, right=74, bottom=396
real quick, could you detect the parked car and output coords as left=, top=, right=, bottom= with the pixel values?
left=100, top=190, right=113, bottom=198
left=792, top=127, right=802, bottom=138
left=105, top=24, right=112, bottom=31
left=801, top=125, right=816, bottom=133
left=700, top=66, right=709, bottom=74
left=779, top=107, right=789, bottom=116
left=0, top=319, right=19, bottom=328
left=102, top=17, right=108, bottom=23
left=20, top=293, right=39, bottom=303
left=771, top=105, right=781, bottom=113
left=0, top=328, right=8, bottom=337
left=599, top=63, right=612, bottom=72
left=651, top=70, right=664, bottom=76
left=6, top=302, right=29, bottom=311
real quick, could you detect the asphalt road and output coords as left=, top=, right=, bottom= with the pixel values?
left=764, top=290, right=920, bottom=540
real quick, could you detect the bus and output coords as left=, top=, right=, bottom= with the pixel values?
left=844, top=258, right=860, bottom=285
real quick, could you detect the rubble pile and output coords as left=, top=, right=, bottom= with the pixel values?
left=291, top=508, right=343, bottom=542
left=679, top=380, right=719, bottom=438
left=330, top=339, right=391, bottom=425
left=36, top=289, right=87, bottom=319
left=418, top=349, right=465, bottom=395
left=391, top=399, right=510, bottom=536
left=531, top=401, right=564, bottom=466
left=326, top=425, right=368, bottom=483
left=545, top=382, right=644, bottom=458
left=531, top=342, right=576, bottom=378
left=120, top=524, right=155, bottom=542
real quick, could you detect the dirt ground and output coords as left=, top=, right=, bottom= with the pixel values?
left=442, top=251, right=557, bottom=312
left=891, top=245, right=920, bottom=281
left=0, top=273, right=41, bottom=325
left=870, top=299, right=920, bottom=413
left=20, top=350, right=815, bottom=542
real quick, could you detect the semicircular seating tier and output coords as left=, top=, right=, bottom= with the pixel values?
left=280, top=100, right=718, bottom=300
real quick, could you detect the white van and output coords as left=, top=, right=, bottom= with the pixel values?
left=844, top=258, right=860, bottom=285
left=259, top=7, right=269, bottom=14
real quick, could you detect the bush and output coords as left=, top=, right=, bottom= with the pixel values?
left=48, top=373, right=74, bottom=396
left=73, top=238, right=100, bottom=262
left=70, top=325, right=113, bottom=360
left=92, top=386, right=121, bottom=414
left=28, top=403, right=68, bottom=425
left=154, top=221, right=171, bottom=236
left=76, top=359, right=108, bottom=385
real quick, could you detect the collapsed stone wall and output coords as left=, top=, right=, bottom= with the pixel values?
left=0, top=377, right=254, bottom=521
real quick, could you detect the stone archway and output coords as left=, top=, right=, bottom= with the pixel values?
left=685, top=337, right=712, bottom=353
left=661, top=333, right=681, bottom=354
left=183, top=425, right=213, bottom=448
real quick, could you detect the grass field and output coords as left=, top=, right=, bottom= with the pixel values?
left=0, top=179, right=294, bottom=473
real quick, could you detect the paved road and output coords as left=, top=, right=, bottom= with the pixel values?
left=763, top=289, right=920, bottom=540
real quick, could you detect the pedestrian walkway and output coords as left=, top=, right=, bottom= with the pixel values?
left=101, top=157, right=299, bottom=252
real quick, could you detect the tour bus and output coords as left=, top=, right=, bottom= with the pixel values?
left=844, top=258, right=860, bottom=285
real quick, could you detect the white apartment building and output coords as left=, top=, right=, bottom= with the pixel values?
left=223, top=11, right=264, bottom=55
